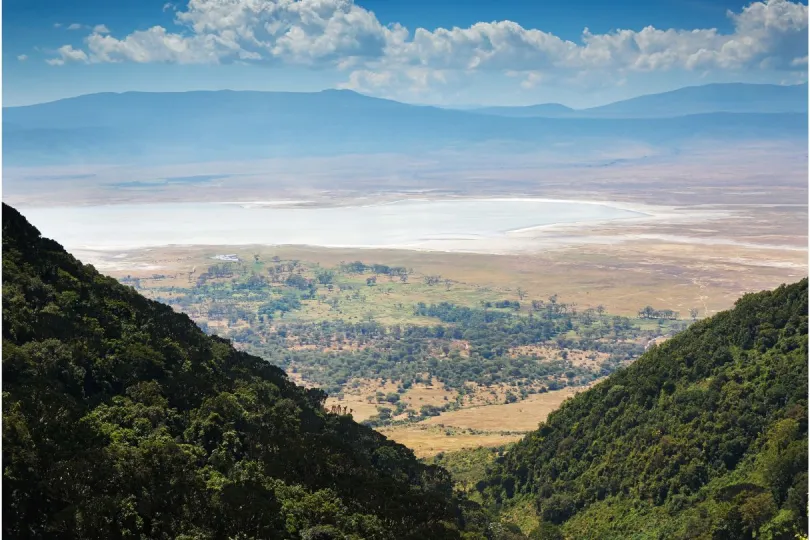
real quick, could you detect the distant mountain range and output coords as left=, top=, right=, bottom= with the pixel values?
left=3, top=83, right=807, bottom=166
left=474, top=82, right=809, bottom=118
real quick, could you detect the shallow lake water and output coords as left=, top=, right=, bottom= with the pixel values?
left=19, top=199, right=646, bottom=253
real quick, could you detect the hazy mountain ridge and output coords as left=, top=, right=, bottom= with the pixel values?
left=473, top=82, right=809, bottom=118
left=3, top=84, right=807, bottom=166
left=472, top=103, right=575, bottom=118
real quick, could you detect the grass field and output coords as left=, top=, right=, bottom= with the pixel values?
left=375, top=384, right=594, bottom=457
left=421, top=385, right=589, bottom=432
left=378, top=424, right=524, bottom=457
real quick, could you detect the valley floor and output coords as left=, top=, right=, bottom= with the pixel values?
left=8, top=143, right=806, bottom=458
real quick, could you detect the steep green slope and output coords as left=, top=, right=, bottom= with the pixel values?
left=1, top=203, right=488, bottom=539
left=480, top=280, right=808, bottom=539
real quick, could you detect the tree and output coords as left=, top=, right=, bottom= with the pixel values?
left=316, top=270, right=335, bottom=285
left=517, top=288, right=527, bottom=300
left=529, top=523, right=564, bottom=540
left=690, top=307, right=700, bottom=321
left=424, top=275, right=442, bottom=286
left=639, top=305, right=655, bottom=318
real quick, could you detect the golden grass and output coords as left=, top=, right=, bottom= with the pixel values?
left=401, top=381, right=456, bottom=409
left=324, top=396, right=380, bottom=422
left=422, top=386, right=587, bottom=432
left=378, top=425, right=523, bottom=458
left=379, top=383, right=600, bottom=457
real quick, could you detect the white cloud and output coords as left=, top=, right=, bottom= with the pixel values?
left=53, top=23, right=62, bottom=28
left=67, top=23, right=84, bottom=30
left=83, top=26, right=230, bottom=63
left=93, top=24, right=111, bottom=34
left=515, top=71, right=544, bottom=90
left=46, top=0, right=808, bottom=94
left=17, top=54, right=28, bottom=61
left=339, top=67, right=451, bottom=96
left=46, top=45, right=89, bottom=66
left=163, top=3, right=176, bottom=12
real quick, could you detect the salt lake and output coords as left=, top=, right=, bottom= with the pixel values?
left=18, top=199, right=647, bottom=253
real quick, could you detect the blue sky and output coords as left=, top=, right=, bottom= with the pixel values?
left=3, top=0, right=808, bottom=107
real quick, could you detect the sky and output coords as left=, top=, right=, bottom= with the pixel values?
left=3, top=0, right=808, bottom=107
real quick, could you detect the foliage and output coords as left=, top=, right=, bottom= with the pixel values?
left=429, top=446, right=510, bottom=494
left=479, top=279, right=808, bottom=538
left=240, top=304, right=651, bottom=398
left=133, top=256, right=686, bottom=403
left=1, top=204, right=489, bottom=539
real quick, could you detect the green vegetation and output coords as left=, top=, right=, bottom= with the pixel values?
left=478, top=279, right=808, bottom=539
left=128, top=259, right=686, bottom=414
left=2, top=204, right=491, bottom=539
left=247, top=316, right=621, bottom=393
left=429, top=446, right=511, bottom=495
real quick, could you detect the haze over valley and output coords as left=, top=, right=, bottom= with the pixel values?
left=6, top=81, right=806, bottom=318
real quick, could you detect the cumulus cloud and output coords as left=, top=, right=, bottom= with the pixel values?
left=93, top=24, right=111, bottom=34
left=67, top=23, right=84, bottom=30
left=46, top=45, right=89, bottom=66
left=339, top=67, right=452, bottom=96
left=46, top=0, right=808, bottom=92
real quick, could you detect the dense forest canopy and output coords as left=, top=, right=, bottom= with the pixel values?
left=479, top=279, right=809, bottom=539
left=1, top=203, right=489, bottom=539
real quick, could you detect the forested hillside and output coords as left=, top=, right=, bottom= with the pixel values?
left=4, top=199, right=807, bottom=539
left=1, top=203, right=488, bottom=539
left=480, top=279, right=808, bottom=539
